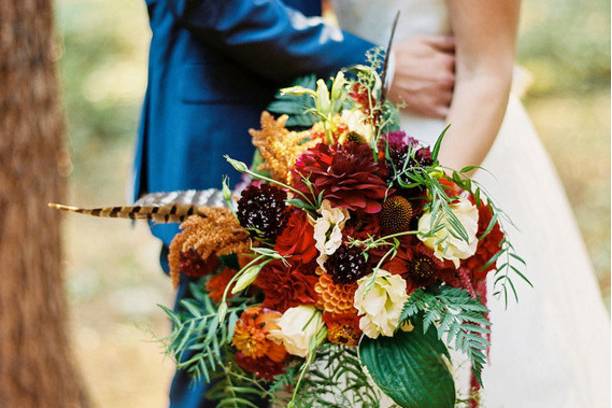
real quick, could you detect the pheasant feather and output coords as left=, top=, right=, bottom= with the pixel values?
left=49, top=189, right=226, bottom=224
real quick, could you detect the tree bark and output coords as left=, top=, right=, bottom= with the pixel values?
left=0, top=1, right=90, bottom=406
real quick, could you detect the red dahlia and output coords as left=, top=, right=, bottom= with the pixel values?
left=291, top=142, right=388, bottom=214
left=254, top=260, right=318, bottom=313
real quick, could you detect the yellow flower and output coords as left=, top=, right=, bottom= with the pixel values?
left=269, top=305, right=324, bottom=358
left=417, top=194, right=479, bottom=268
left=313, top=199, right=349, bottom=269
left=354, top=270, right=408, bottom=338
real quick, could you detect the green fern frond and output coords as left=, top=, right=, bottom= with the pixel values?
left=159, top=282, right=254, bottom=383
left=400, top=286, right=491, bottom=385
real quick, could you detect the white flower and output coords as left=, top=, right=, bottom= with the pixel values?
left=417, top=194, right=479, bottom=268
left=269, top=305, right=324, bottom=358
left=339, top=109, right=374, bottom=144
left=313, top=200, right=350, bottom=269
left=354, top=270, right=408, bottom=339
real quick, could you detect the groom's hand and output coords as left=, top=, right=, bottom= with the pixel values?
left=387, top=35, right=455, bottom=119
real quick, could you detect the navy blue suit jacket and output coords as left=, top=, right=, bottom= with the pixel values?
left=134, top=0, right=373, bottom=247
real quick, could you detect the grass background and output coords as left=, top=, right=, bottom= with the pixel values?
left=56, top=0, right=610, bottom=406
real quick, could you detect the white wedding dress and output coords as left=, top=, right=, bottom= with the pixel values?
left=330, top=1, right=610, bottom=407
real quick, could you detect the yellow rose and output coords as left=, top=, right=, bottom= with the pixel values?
left=269, top=305, right=324, bottom=358
left=313, top=199, right=350, bottom=269
left=417, top=194, right=479, bottom=268
left=354, top=270, right=408, bottom=339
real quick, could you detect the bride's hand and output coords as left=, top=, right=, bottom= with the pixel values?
left=387, top=35, right=455, bottom=119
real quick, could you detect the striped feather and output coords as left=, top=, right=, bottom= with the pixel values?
left=134, top=189, right=225, bottom=208
left=48, top=189, right=227, bottom=224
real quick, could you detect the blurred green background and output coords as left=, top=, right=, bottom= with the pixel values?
left=56, top=0, right=610, bottom=406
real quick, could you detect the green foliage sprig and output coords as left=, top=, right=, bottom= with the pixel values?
left=274, top=345, right=383, bottom=408
left=446, top=167, right=533, bottom=307
left=159, top=282, right=254, bottom=383
left=491, top=238, right=532, bottom=306
left=206, top=360, right=269, bottom=408
left=400, top=285, right=491, bottom=385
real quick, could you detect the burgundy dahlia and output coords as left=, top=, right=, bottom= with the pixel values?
left=291, top=142, right=388, bottom=213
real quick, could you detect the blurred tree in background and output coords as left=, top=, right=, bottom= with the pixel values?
left=0, top=0, right=89, bottom=406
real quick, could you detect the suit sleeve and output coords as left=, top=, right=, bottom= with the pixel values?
left=169, top=0, right=375, bottom=82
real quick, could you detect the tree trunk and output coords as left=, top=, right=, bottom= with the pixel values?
left=0, top=1, right=90, bottom=406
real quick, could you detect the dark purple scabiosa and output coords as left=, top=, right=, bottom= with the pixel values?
left=237, top=183, right=287, bottom=240
left=324, top=244, right=371, bottom=284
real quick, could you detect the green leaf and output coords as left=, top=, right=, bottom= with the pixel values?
left=359, top=325, right=455, bottom=408
left=431, top=124, right=451, bottom=162
left=268, top=75, right=317, bottom=128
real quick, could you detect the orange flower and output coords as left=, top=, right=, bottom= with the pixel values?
left=315, top=272, right=357, bottom=315
left=254, top=261, right=319, bottom=313
left=168, top=210, right=250, bottom=287
left=323, top=312, right=361, bottom=347
left=235, top=353, right=286, bottom=381
left=248, top=112, right=318, bottom=183
left=206, top=268, right=236, bottom=303
left=232, top=306, right=287, bottom=363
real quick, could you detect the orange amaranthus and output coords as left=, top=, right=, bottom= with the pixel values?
left=248, top=112, right=318, bottom=183
left=168, top=209, right=250, bottom=287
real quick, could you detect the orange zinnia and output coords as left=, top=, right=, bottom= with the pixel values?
left=232, top=306, right=286, bottom=363
left=323, top=312, right=361, bottom=348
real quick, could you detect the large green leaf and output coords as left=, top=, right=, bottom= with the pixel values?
left=358, top=324, right=455, bottom=408
left=267, top=75, right=317, bottom=128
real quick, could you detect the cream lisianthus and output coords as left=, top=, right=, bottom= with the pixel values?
left=313, top=200, right=350, bottom=269
left=269, top=305, right=324, bottom=358
left=417, top=193, right=479, bottom=268
left=339, top=108, right=374, bottom=144
left=354, top=270, right=408, bottom=339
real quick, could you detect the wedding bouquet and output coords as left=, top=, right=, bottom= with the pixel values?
left=52, top=56, right=528, bottom=408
